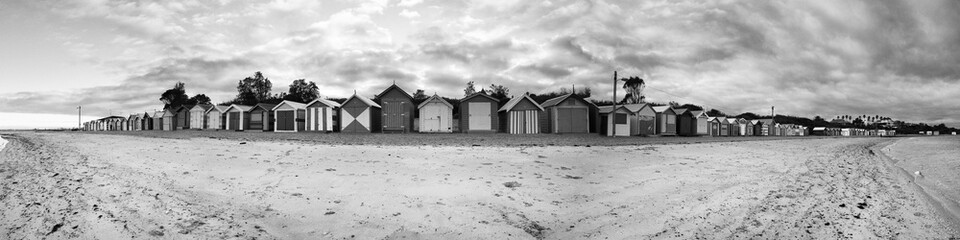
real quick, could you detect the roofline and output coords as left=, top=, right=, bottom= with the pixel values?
left=374, top=84, right=414, bottom=101
left=417, top=94, right=454, bottom=109
left=271, top=100, right=308, bottom=111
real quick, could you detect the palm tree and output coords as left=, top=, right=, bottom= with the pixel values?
left=620, top=76, right=645, bottom=104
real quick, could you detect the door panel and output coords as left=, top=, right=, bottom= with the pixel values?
left=468, top=102, right=490, bottom=130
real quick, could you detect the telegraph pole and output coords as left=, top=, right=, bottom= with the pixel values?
left=612, top=71, right=618, bottom=137
left=77, top=106, right=82, bottom=130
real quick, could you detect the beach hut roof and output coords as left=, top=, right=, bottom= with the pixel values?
left=756, top=118, right=774, bottom=125
left=673, top=108, right=689, bottom=115
left=751, top=120, right=760, bottom=124
left=690, top=110, right=707, bottom=118
left=251, top=103, right=278, bottom=112
left=375, top=84, right=414, bottom=100
left=498, top=93, right=544, bottom=112
left=345, top=94, right=382, bottom=108
left=417, top=94, right=453, bottom=109
left=305, top=98, right=342, bottom=108
left=224, top=104, right=254, bottom=112
left=174, top=104, right=195, bottom=112
left=620, top=103, right=647, bottom=113
left=271, top=100, right=307, bottom=111
left=725, top=118, right=739, bottom=124
left=189, top=104, right=214, bottom=112
left=597, top=105, right=631, bottom=114
left=540, top=93, right=598, bottom=108
left=651, top=106, right=672, bottom=113
left=205, top=105, right=230, bottom=114
left=161, top=109, right=177, bottom=117
left=462, top=92, right=499, bottom=102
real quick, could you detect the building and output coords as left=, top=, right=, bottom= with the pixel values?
left=622, top=103, right=656, bottom=136
left=248, top=103, right=277, bottom=132
left=174, top=105, right=194, bottom=130
left=375, top=84, right=415, bottom=133
left=538, top=93, right=596, bottom=134
left=204, top=105, right=228, bottom=130
left=161, top=109, right=177, bottom=131
left=498, top=93, right=544, bottom=134
left=651, top=106, right=678, bottom=136
left=459, top=92, right=500, bottom=133
left=676, top=109, right=698, bottom=136
left=225, top=104, right=254, bottom=131
left=691, top=111, right=709, bottom=135
left=272, top=100, right=307, bottom=133
left=340, top=94, right=382, bottom=133
left=189, top=104, right=213, bottom=130
left=305, top=98, right=341, bottom=132
left=598, top=105, right=632, bottom=136
left=417, top=94, right=455, bottom=133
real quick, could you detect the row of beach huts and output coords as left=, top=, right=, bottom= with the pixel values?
left=81, top=84, right=892, bottom=137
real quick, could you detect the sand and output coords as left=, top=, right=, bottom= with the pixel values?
left=883, top=136, right=960, bottom=230
left=1, top=132, right=957, bottom=239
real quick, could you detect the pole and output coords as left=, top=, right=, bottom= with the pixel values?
left=78, top=106, right=82, bottom=130
left=612, top=71, right=617, bottom=137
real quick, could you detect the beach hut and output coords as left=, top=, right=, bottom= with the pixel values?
left=755, top=119, right=774, bottom=136
left=340, top=94, right=382, bottom=133
left=305, top=98, right=341, bottom=132
left=725, top=118, right=740, bottom=136
left=691, top=111, right=709, bottom=135
left=189, top=104, right=213, bottom=130
left=174, top=105, right=194, bottom=130
left=751, top=120, right=764, bottom=136
left=598, top=105, right=632, bottom=136
left=272, top=100, right=307, bottom=132
left=151, top=111, right=163, bottom=130
left=418, top=94, right=454, bottom=133
left=538, top=93, right=596, bottom=134
left=498, top=93, right=544, bottom=134
left=161, top=109, right=177, bottom=131
left=225, top=104, right=254, bottom=131
left=623, top=103, right=656, bottom=136
left=375, top=84, right=415, bottom=133
left=204, top=105, right=228, bottom=130
left=459, top=92, right=500, bottom=133
left=651, top=106, right=678, bottom=136
left=247, top=103, right=277, bottom=132
left=707, top=117, right=720, bottom=137
left=128, top=114, right=142, bottom=131
left=676, top=109, right=698, bottom=136
left=744, top=119, right=755, bottom=136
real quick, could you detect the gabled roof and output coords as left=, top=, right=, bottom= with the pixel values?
left=224, top=104, right=254, bottom=112
left=161, top=109, right=177, bottom=117
left=142, top=112, right=152, bottom=118
left=539, top=93, right=598, bottom=109
left=651, top=106, right=672, bottom=113
left=374, top=84, right=413, bottom=100
left=271, top=100, right=308, bottom=111
left=673, top=108, right=689, bottom=115
left=597, top=105, right=631, bottom=114
left=345, top=94, right=382, bottom=108
left=251, top=103, right=277, bottom=112
left=498, top=94, right=544, bottom=112
left=205, top=105, right=230, bottom=114
left=620, top=103, right=648, bottom=113
left=691, top=110, right=707, bottom=118
left=153, top=111, right=164, bottom=118
left=756, top=118, right=774, bottom=125
left=305, top=97, right=342, bottom=108
left=175, top=105, right=195, bottom=112
left=189, top=104, right=214, bottom=112
left=751, top=120, right=760, bottom=125
left=461, top=92, right=498, bottom=102
left=725, top=118, right=739, bottom=124
left=417, top=94, right=453, bottom=109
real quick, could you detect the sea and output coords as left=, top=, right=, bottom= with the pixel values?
left=0, top=135, right=6, bottom=152
left=883, top=136, right=960, bottom=229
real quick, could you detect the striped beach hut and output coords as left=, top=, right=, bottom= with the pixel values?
left=418, top=94, right=454, bottom=133
left=756, top=119, right=774, bottom=136
left=248, top=103, right=277, bottom=132
left=651, top=106, right=678, bottom=136
left=189, top=104, right=213, bottom=130
left=498, top=93, right=544, bottom=134
left=623, top=103, right=656, bottom=136
left=161, top=109, right=177, bottom=131
left=598, top=105, right=632, bottom=136
left=204, top=105, right=228, bottom=130
left=174, top=105, right=194, bottom=130
left=459, top=92, right=499, bottom=133
left=340, top=94, right=382, bottom=133
left=375, top=84, right=415, bottom=133
left=225, top=104, right=253, bottom=131
left=538, top=93, right=596, bottom=134
left=272, top=100, right=307, bottom=133
left=305, top=98, right=341, bottom=132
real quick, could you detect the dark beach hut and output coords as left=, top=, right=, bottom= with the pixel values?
left=375, top=84, right=415, bottom=133
left=538, top=93, right=596, bottom=134
left=756, top=119, right=774, bottom=136
left=225, top=104, right=253, bottom=131
left=726, top=118, right=740, bottom=136
left=459, top=92, right=499, bottom=133
left=752, top=120, right=764, bottom=136
left=340, top=94, right=382, bottom=133
left=249, top=103, right=277, bottom=132
left=305, top=98, right=341, bottom=132
left=498, top=93, right=544, bottom=134
left=174, top=105, right=194, bottom=130
left=677, top=109, right=698, bottom=136
left=652, top=106, right=678, bottom=136
left=140, top=112, right=153, bottom=130
left=272, top=100, right=307, bottom=132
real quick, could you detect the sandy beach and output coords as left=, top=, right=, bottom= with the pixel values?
left=1, top=132, right=957, bottom=239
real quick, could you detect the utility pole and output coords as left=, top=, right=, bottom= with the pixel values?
left=77, top=106, right=82, bottom=130
left=612, top=71, right=618, bottom=137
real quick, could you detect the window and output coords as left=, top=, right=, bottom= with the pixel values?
left=614, top=113, right=627, bottom=124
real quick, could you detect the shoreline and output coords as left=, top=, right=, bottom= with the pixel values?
left=876, top=138, right=960, bottom=232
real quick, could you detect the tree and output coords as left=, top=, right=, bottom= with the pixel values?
left=159, top=82, right=189, bottom=110
left=668, top=101, right=681, bottom=108
left=706, top=109, right=726, bottom=117
left=852, top=118, right=864, bottom=126
left=413, top=89, right=427, bottom=101
left=188, top=94, right=212, bottom=105
left=464, top=81, right=477, bottom=96
left=234, top=72, right=273, bottom=105
left=488, top=84, right=509, bottom=100
left=286, top=79, right=319, bottom=103
left=620, top=76, right=645, bottom=104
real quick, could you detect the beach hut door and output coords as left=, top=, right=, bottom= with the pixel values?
left=468, top=102, right=490, bottom=130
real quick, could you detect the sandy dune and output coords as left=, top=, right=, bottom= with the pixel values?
left=1, top=132, right=957, bottom=239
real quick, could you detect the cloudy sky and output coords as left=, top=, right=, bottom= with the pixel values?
left=1, top=0, right=959, bottom=129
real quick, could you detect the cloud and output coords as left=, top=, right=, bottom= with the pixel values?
left=399, top=9, right=420, bottom=18
left=397, top=0, right=423, bottom=7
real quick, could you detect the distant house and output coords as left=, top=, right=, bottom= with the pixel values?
left=189, top=104, right=213, bottom=130
left=538, top=93, right=596, bottom=134
left=305, top=98, right=341, bottom=132
left=249, top=103, right=277, bottom=132
left=272, top=100, right=307, bottom=133
left=651, top=106, right=677, bottom=136
left=459, top=92, right=499, bottom=133
left=174, top=105, right=194, bottom=130
left=498, top=93, right=544, bottom=134
left=417, top=94, right=455, bottom=133
left=375, top=84, right=415, bottom=133
left=598, top=105, right=632, bottom=137
left=225, top=104, right=254, bottom=131
left=340, top=94, right=382, bottom=133
left=204, top=105, right=229, bottom=130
